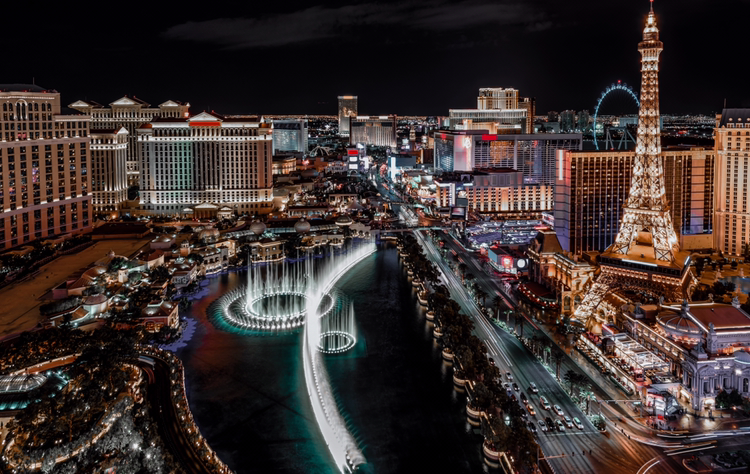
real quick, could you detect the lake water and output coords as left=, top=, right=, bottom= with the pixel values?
left=177, top=243, right=486, bottom=473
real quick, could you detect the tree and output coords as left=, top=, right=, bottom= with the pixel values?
left=492, top=296, right=503, bottom=320
left=458, top=262, right=468, bottom=282
left=149, top=265, right=171, bottom=282
left=475, top=287, right=488, bottom=306
left=695, top=257, right=705, bottom=276
left=563, top=370, right=588, bottom=398
left=106, top=257, right=127, bottom=274
left=552, top=350, right=564, bottom=379
left=187, top=252, right=205, bottom=265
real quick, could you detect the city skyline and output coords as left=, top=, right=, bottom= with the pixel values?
left=4, top=0, right=749, bottom=116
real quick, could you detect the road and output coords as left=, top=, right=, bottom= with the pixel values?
left=414, top=230, right=678, bottom=474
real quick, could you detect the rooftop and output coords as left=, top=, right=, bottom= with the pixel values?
left=0, top=84, right=56, bottom=93
left=689, top=304, right=750, bottom=331
left=719, top=108, right=750, bottom=127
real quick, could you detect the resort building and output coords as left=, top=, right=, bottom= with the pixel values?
left=137, top=111, right=274, bottom=218
left=1, top=84, right=92, bottom=250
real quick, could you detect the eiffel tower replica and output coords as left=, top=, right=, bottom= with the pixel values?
left=573, top=2, right=696, bottom=331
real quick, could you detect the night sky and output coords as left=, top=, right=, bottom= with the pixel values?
left=6, top=0, right=749, bottom=116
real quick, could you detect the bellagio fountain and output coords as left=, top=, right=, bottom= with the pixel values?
left=210, top=237, right=375, bottom=472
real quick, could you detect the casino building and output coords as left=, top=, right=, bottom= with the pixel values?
left=1, top=84, right=92, bottom=250
left=137, top=111, right=273, bottom=218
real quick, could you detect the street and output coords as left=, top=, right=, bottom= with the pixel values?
left=414, top=230, right=680, bottom=474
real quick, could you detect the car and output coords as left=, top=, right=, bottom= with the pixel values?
left=503, top=382, right=511, bottom=391
left=573, top=417, right=584, bottom=430
left=538, top=419, right=548, bottom=432
left=527, top=422, right=538, bottom=434
left=563, top=415, right=573, bottom=428
left=512, top=382, right=519, bottom=392
left=527, top=404, right=536, bottom=416
left=545, top=416, right=554, bottom=428
left=511, top=394, right=517, bottom=403
left=555, top=419, right=565, bottom=432
left=540, top=396, right=551, bottom=410
left=553, top=404, right=565, bottom=417
left=505, top=371, right=513, bottom=381
left=519, top=410, right=528, bottom=420
left=520, top=393, right=528, bottom=404
left=529, top=382, right=539, bottom=394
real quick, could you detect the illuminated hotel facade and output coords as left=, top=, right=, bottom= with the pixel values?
left=90, top=127, right=128, bottom=215
left=272, top=119, right=308, bottom=154
left=554, top=148, right=715, bottom=255
left=449, top=87, right=535, bottom=134
left=337, top=96, right=357, bottom=137
left=432, top=130, right=581, bottom=185
left=434, top=169, right=553, bottom=218
left=137, top=111, right=273, bottom=218
left=0, top=84, right=92, bottom=250
left=350, top=115, right=397, bottom=148
left=70, top=96, right=189, bottom=187
left=714, top=109, right=750, bottom=257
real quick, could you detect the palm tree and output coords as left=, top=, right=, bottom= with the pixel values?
left=492, top=296, right=503, bottom=320
left=458, top=262, right=468, bottom=282
left=552, top=350, right=563, bottom=380
left=475, top=287, right=488, bottom=306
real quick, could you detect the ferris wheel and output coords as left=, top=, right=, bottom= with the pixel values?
left=593, top=82, right=640, bottom=150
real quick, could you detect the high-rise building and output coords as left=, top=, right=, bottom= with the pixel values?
left=69, top=96, right=189, bottom=187
left=573, top=5, right=694, bottom=329
left=350, top=115, right=397, bottom=148
left=547, top=111, right=560, bottom=123
left=434, top=169, right=553, bottom=218
left=554, top=147, right=715, bottom=255
left=714, top=109, right=750, bottom=257
left=519, top=97, right=536, bottom=134
left=449, top=87, right=530, bottom=134
left=90, top=127, right=129, bottom=216
left=137, top=111, right=273, bottom=217
left=432, top=130, right=581, bottom=185
left=477, top=88, right=519, bottom=110
left=560, top=110, right=575, bottom=133
left=577, top=110, right=590, bottom=132
left=272, top=119, right=308, bottom=154
left=1, top=84, right=92, bottom=250
left=337, top=96, right=358, bottom=137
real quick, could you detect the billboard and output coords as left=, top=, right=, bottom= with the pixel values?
left=450, top=206, right=467, bottom=220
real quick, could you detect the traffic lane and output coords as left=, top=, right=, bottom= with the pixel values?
left=433, top=235, right=677, bottom=473
left=417, top=232, right=605, bottom=473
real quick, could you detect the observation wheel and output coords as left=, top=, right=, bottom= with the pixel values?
left=593, top=82, right=640, bottom=150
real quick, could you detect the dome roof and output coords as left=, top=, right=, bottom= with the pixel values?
left=198, top=227, right=220, bottom=242
left=83, top=293, right=108, bottom=305
left=335, top=215, right=353, bottom=226
left=658, top=313, right=701, bottom=335
left=250, top=221, right=267, bottom=235
left=294, top=218, right=311, bottom=233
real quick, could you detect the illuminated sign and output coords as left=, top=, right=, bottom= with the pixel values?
left=502, top=256, right=513, bottom=268
left=347, top=149, right=359, bottom=156
left=189, top=121, right=221, bottom=127
left=349, top=156, right=358, bottom=162
left=482, top=134, right=497, bottom=141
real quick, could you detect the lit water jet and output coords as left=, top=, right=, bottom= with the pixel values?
left=210, top=240, right=375, bottom=472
